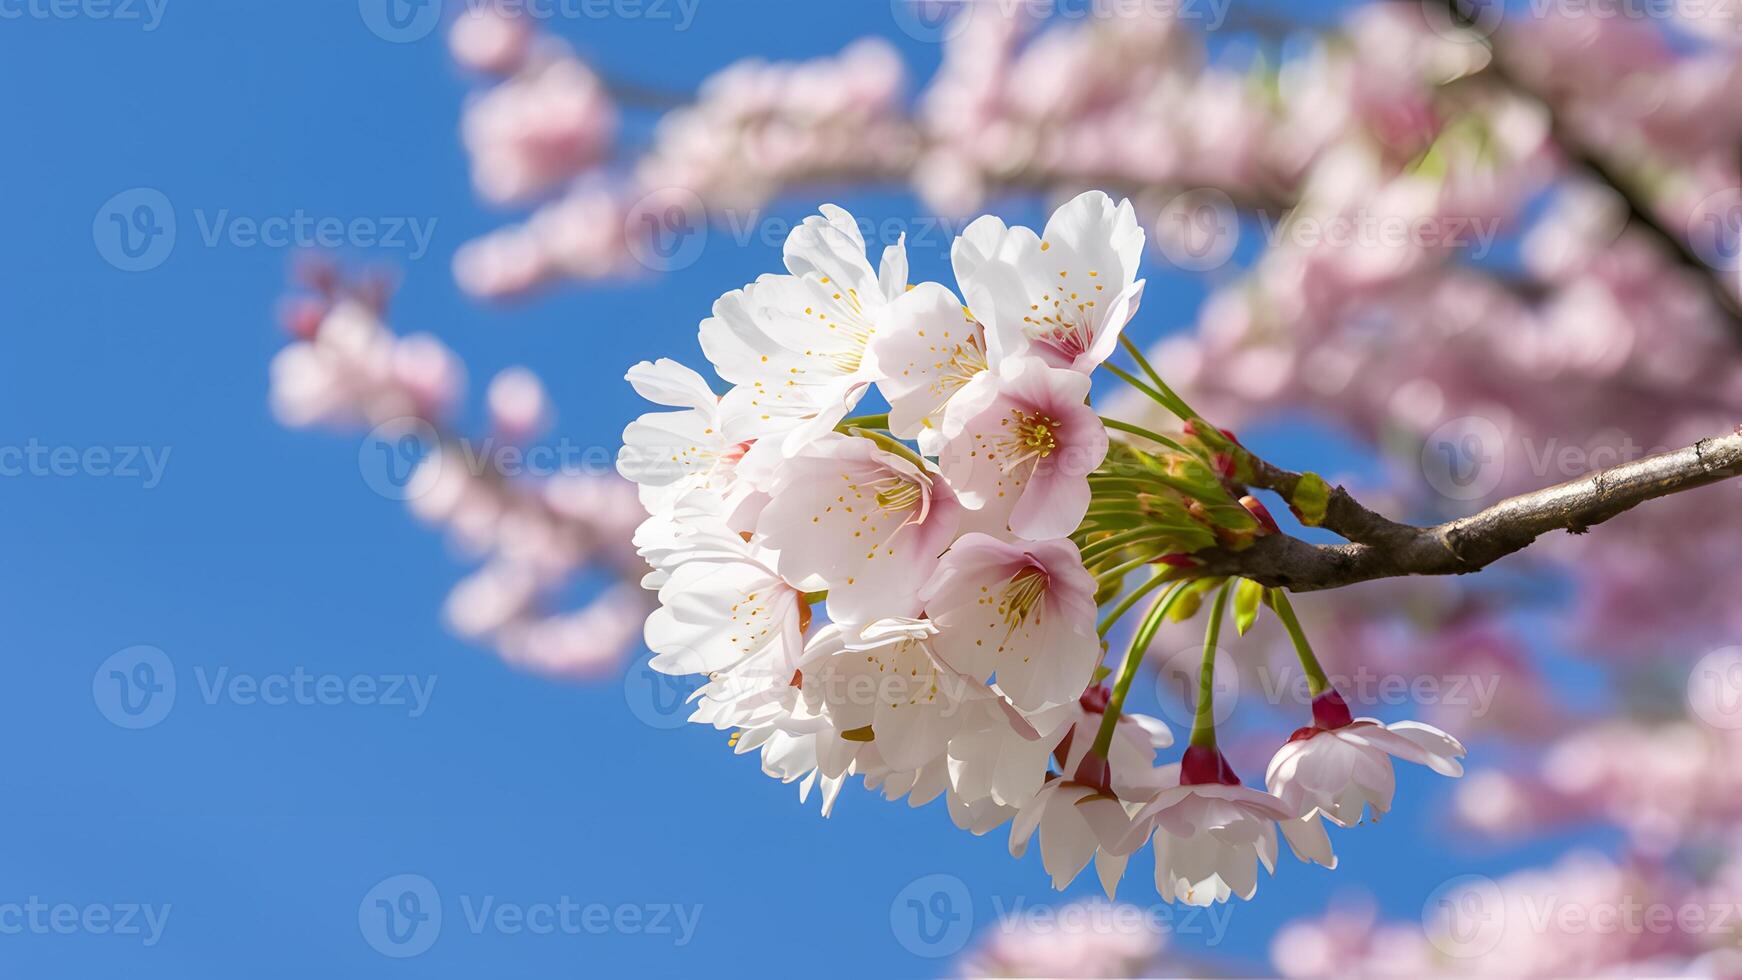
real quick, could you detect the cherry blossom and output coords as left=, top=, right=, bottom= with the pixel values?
left=937, top=356, right=1108, bottom=540
left=919, top=533, right=1101, bottom=712
left=1266, top=690, right=1466, bottom=867
left=755, top=433, right=961, bottom=623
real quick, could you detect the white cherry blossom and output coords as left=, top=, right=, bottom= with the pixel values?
left=755, top=432, right=962, bottom=623
left=919, top=533, right=1101, bottom=711
left=1266, top=692, right=1466, bottom=865
left=954, top=190, right=1146, bottom=375
left=699, top=205, right=906, bottom=462
left=1116, top=748, right=1295, bottom=906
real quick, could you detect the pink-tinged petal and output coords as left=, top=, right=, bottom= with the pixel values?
left=939, top=357, right=1105, bottom=541
left=872, top=282, right=990, bottom=441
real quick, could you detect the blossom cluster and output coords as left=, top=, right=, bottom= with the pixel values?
left=616, top=191, right=1466, bottom=902
left=269, top=265, right=649, bottom=678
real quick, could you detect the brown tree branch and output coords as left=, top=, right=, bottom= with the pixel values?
left=1195, top=426, right=1742, bottom=592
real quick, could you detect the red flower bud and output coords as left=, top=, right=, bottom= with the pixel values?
left=1310, top=689, right=1355, bottom=730
left=1180, top=744, right=1241, bottom=786
left=1239, top=495, right=1280, bottom=535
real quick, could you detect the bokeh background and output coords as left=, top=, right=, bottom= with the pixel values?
left=5, top=0, right=1741, bottom=977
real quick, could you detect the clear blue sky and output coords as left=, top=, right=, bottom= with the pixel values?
left=0, top=2, right=1584, bottom=976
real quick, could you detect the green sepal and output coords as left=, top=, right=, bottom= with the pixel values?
left=1233, top=578, right=1264, bottom=635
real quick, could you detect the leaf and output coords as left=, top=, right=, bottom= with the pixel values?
left=1233, top=578, right=1264, bottom=635
left=1292, top=473, right=1332, bottom=527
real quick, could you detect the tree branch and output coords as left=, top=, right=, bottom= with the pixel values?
left=1422, top=0, right=1742, bottom=342
left=1195, top=426, right=1742, bottom=592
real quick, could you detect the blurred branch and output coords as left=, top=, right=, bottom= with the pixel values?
left=1422, top=0, right=1742, bottom=341
left=1198, top=425, right=1742, bottom=590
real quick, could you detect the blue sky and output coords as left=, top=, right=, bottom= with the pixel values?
left=0, top=2, right=1592, bottom=976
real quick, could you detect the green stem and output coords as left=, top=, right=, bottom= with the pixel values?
left=1118, top=334, right=1201, bottom=422
left=1269, top=588, right=1330, bottom=698
left=1092, top=554, right=1154, bottom=586
left=1189, top=581, right=1233, bottom=749
left=1099, top=416, right=1192, bottom=455
left=1090, top=582, right=1189, bottom=758
left=1103, top=361, right=1172, bottom=406
left=1096, top=569, right=1176, bottom=638
left=835, top=413, right=889, bottom=431
left=1078, top=526, right=1178, bottom=565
